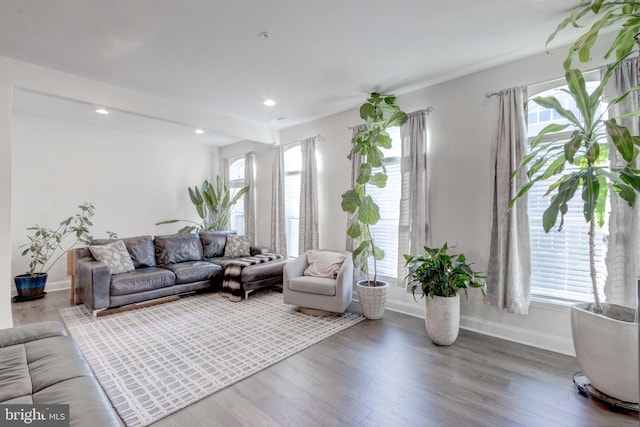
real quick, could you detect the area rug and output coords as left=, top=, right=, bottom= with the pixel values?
left=59, top=290, right=364, bottom=427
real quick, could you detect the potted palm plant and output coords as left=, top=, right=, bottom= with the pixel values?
left=157, top=175, right=248, bottom=233
left=15, top=202, right=96, bottom=301
left=404, top=243, right=486, bottom=345
left=341, top=92, right=407, bottom=319
left=511, top=0, right=640, bottom=403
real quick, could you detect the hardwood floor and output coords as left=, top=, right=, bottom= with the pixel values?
left=11, top=289, right=639, bottom=426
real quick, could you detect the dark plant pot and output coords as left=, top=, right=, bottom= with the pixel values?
left=14, top=273, right=48, bottom=299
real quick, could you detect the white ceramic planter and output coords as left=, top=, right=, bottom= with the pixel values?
left=425, top=294, right=460, bottom=346
left=571, top=302, right=639, bottom=403
left=357, top=280, right=388, bottom=320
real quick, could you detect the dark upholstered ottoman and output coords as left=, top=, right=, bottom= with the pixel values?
left=207, top=257, right=288, bottom=301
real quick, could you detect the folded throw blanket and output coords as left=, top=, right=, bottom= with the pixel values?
left=222, top=253, right=284, bottom=301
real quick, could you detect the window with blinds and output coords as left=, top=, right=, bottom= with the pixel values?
left=526, top=80, right=608, bottom=302
left=366, top=127, right=402, bottom=279
left=284, top=145, right=302, bottom=258
left=228, top=158, right=245, bottom=233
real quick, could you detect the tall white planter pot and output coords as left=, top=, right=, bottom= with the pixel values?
left=425, top=294, right=460, bottom=346
left=357, top=280, right=388, bottom=320
left=571, top=302, right=639, bottom=403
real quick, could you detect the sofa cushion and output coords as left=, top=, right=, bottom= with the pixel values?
left=89, top=240, right=135, bottom=274
left=92, top=235, right=157, bottom=268
left=288, top=276, right=336, bottom=296
left=162, top=261, right=223, bottom=285
left=304, top=250, right=345, bottom=279
left=224, top=234, right=251, bottom=257
left=154, top=234, right=203, bottom=265
left=110, top=267, right=176, bottom=296
left=199, top=230, right=237, bottom=258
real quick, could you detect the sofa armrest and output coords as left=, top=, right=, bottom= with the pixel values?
left=76, top=257, right=111, bottom=311
left=335, top=253, right=354, bottom=296
left=0, top=321, right=67, bottom=348
left=250, top=246, right=269, bottom=256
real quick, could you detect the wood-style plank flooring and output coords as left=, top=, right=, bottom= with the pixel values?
left=11, top=289, right=639, bottom=426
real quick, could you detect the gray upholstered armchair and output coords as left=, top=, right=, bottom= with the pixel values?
left=283, top=250, right=353, bottom=314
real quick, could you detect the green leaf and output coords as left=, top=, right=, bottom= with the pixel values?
left=563, top=132, right=583, bottom=163
left=582, top=168, right=599, bottom=223
left=565, top=69, right=592, bottom=127
left=360, top=103, right=375, bottom=120
left=613, top=182, right=637, bottom=206
left=347, top=217, right=363, bottom=239
left=377, top=132, right=392, bottom=149
left=341, top=189, right=361, bottom=214
left=532, top=96, right=581, bottom=128
left=385, top=111, right=407, bottom=128
left=356, top=164, right=372, bottom=185
left=369, top=172, right=387, bottom=188
left=542, top=198, right=561, bottom=233
left=619, top=167, right=640, bottom=192
left=358, top=196, right=381, bottom=225
left=606, top=119, right=635, bottom=162
left=537, top=155, right=566, bottom=181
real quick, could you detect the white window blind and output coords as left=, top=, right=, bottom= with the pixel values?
left=228, top=158, right=245, bottom=233
left=526, top=80, right=608, bottom=302
left=366, top=127, right=402, bottom=279
left=284, top=145, right=302, bottom=258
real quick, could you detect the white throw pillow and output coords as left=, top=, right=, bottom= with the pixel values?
left=89, top=240, right=135, bottom=274
left=303, top=250, right=345, bottom=279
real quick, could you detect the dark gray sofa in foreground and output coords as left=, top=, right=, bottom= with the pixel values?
left=75, top=231, right=287, bottom=314
left=0, top=321, right=123, bottom=426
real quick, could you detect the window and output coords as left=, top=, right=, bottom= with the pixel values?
left=284, top=146, right=301, bottom=258
left=526, top=78, right=608, bottom=302
left=366, top=127, right=402, bottom=280
left=228, top=158, right=245, bottom=233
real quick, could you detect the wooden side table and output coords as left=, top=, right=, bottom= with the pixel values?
left=67, top=249, right=76, bottom=302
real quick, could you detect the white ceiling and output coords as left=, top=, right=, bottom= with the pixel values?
left=0, top=0, right=580, bottom=144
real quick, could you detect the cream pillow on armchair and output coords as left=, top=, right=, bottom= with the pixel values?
left=303, top=250, right=346, bottom=279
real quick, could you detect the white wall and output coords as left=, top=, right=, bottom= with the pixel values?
left=0, top=83, right=12, bottom=329
left=273, top=41, right=615, bottom=356
left=11, top=112, right=210, bottom=290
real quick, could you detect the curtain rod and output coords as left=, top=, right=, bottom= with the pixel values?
left=277, top=134, right=321, bottom=147
left=347, top=107, right=434, bottom=130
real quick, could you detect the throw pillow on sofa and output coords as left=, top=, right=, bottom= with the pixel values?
left=303, top=250, right=345, bottom=279
left=224, top=234, right=251, bottom=257
left=89, top=240, right=136, bottom=274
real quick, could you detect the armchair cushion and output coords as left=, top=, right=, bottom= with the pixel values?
left=303, top=250, right=345, bottom=279
left=88, top=240, right=135, bottom=274
left=223, top=234, right=251, bottom=257
left=288, top=276, right=336, bottom=296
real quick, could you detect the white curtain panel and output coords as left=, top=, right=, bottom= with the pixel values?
left=603, top=57, right=640, bottom=306
left=397, top=110, right=430, bottom=285
left=299, top=137, right=319, bottom=254
left=487, top=87, right=532, bottom=315
left=270, top=146, right=287, bottom=256
left=346, top=124, right=365, bottom=252
left=221, top=158, right=229, bottom=187
left=244, top=151, right=256, bottom=245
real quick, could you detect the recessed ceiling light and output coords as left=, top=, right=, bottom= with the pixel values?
left=95, top=108, right=109, bottom=115
left=194, top=129, right=205, bottom=135
left=263, top=99, right=276, bottom=107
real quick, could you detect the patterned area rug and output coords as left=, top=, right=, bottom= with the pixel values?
left=59, top=290, right=364, bottom=427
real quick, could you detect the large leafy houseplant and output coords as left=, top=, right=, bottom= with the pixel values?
left=157, top=175, right=248, bottom=234
left=511, top=5, right=640, bottom=314
left=403, top=243, right=486, bottom=299
left=21, top=202, right=97, bottom=278
left=341, top=93, right=407, bottom=286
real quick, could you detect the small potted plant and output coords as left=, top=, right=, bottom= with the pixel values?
left=15, top=202, right=96, bottom=301
left=404, top=243, right=485, bottom=345
left=341, top=92, right=407, bottom=319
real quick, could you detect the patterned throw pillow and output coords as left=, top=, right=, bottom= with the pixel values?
left=223, top=234, right=251, bottom=258
left=89, top=240, right=136, bottom=274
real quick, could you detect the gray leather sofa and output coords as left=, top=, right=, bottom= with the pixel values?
left=75, top=231, right=286, bottom=313
left=0, top=321, right=123, bottom=426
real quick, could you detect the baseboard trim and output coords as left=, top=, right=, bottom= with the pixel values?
left=355, top=297, right=575, bottom=357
